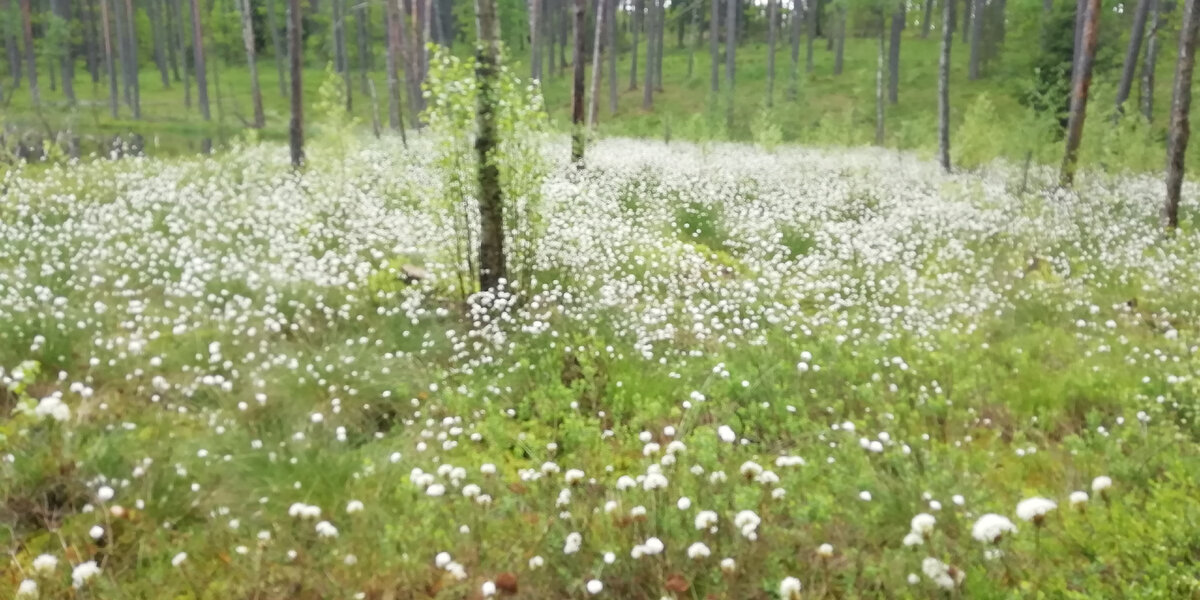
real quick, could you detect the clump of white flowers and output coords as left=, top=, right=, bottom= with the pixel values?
left=71, top=561, right=102, bottom=588
left=734, top=510, right=761, bottom=540
left=32, top=554, right=58, bottom=575
left=779, top=576, right=803, bottom=600
left=921, top=557, right=964, bottom=590
left=1015, top=497, right=1057, bottom=526
left=971, top=514, right=1018, bottom=544
left=687, top=542, right=711, bottom=559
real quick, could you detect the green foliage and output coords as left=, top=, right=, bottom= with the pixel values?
left=751, top=101, right=783, bottom=153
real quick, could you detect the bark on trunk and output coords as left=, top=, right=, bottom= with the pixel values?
left=1060, top=0, right=1099, bottom=187
left=240, top=0, right=265, bottom=127
left=288, top=0, right=304, bottom=166
left=888, top=1, right=902, bottom=103
left=642, top=0, right=655, bottom=108
left=572, top=0, right=586, bottom=160
left=967, top=0, right=983, bottom=79
left=922, top=0, right=933, bottom=38
left=588, top=0, right=604, bottom=126
left=1163, top=0, right=1199, bottom=228
left=766, top=0, right=776, bottom=106
left=163, top=0, right=179, bottom=83
left=190, top=0, right=211, bottom=121
left=630, top=0, right=640, bottom=89
left=19, top=0, right=37, bottom=107
left=86, top=0, right=101, bottom=83
left=474, top=0, right=506, bottom=289
left=1116, top=0, right=1151, bottom=114
left=99, top=0, right=118, bottom=116
left=938, top=0, right=952, bottom=171
left=267, top=0, right=287, bottom=96
left=1141, top=0, right=1162, bottom=121
left=608, top=0, right=618, bottom=113
left=123, top=0, right=140, bottom=117
left=709, top=0, right=719, bottom=92
left=385, top=0, right=408, bottom=140
left=961, top=0, right=971, bottom=42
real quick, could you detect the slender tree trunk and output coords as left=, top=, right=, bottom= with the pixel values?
left=241, top=0, right=265, bottom=127
left=1116, top=0, right=1151, bottom=114
left=148, top=0, right=170, bottom=87
left=163, top=0, right=179, bottom=82
left=412, top=0, right=427, bottom=105
left=1164, top=0, right=1199, bottom=228
left=709, top=0, right=719, bottom=92
left=19, top=0, right=37, bottom=107
left=1060, top=0, right=1099, bottom=186
left=385, top=0, right=408, bottom=140
left=572, top=0, right=586, bottom=160
left=401, top=0, right=421, bottom=124
left=530, top=0, right=542, bottom=80
left=787, top=0, right=799, bottom=99
left=588, top=0, right=604, bottom=126
left=688, top=0, right=699, bottom=78
left=834, top=4, right=844, bottom=75
left=99, top=0, right=118, bottom=116
left=962, top=0, right=971, bottom=43
left=629, top=0, right=640, bottom=89
left=642, top=0, right=655, bottom=107
left=114, top=0, right=129, bottom=107
left=54, top=0, right=75, bottom=103
left=888, top=1, right=902, bottom=103
left=356, top=3, right=370, bottom=94
left=724, top=0, right=735, bottom=85
left=1072, top=0, right=1084, bottom=73
left=85, top=0, right=101, bottom=83
left=608, top=0, right=617, bottom=113
left=938, top=0, right=951, bottom=171
left=190, top=0, right=211, bottom=121
left=766, top=0, right=776, bottom=106
left=173, top=0, right=190, bottom=108
left=333, top=0, right=353, bottom=111
left=654, top=0, right=664, bottom=91
left=559, top=0, right=569, bottom=70
left=288, top=0, right=304, bottom=166
left=3, top=0, right=21, bottom=89
left=1141, top=0, right=1162, bottom=121
left=123, top=0, right=140, bottom=117
left=875, top=10, right=885, bottom=144
left=806, top=0, right=815, bottom=73
left=267, top=0, right=287, bottom=96
left=922, top=0, right=933, bottom=38
left=968, top=0, right=983, bottom=79
left=474, top=0, right=506, bottom=289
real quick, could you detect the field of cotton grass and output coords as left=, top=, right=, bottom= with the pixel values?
left=2, top=136, right=1200, bottom=599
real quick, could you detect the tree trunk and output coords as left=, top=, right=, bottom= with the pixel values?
left=967, top=0, right=983, bottom=79
left=1163, top=0, right=1199, bottom=228
left=834, top=4, right=844, bottom=75
left=572, top=0, right=586, bottom=160
left=875, top=10, right=885, bottom=145
left=787, top=0, right=799, bottom=99
left=724, top=0, right=735, bottom=86
left=608, top=0, right=618, bottom=113
left=474, top=0, right=506, bottom=290
left=240, top=0, right=265, bottom=127
left=401, top=0, right=421, bottom=124
left=1116, top=0, right=1151, bottom=114
left=1141, top=0, right=1162, bottom=121
left=961, top=0, right=971, bottom=43
left=709, top=0, right=719, bottom=92
left=630, top=0, right=640, bottom=89
left=356, top=3, right=370, bottom=94
left=922, top=0, right=933, bottom=38
left=53, top=0, right=75, bottom=103
left=530, top=0, right=542, bottom=80
left=99, top=0, right=118, bottom=117
left=654, top=0, right=664, bottom=90
left=766, top=0, right=776, bottom=106
left=267, top=0, right=287, bottom=96
left=888, top=1, right=902, bottom=103
left=688, top=0, right=699, bottom=78
left=1060, top=0, right=1099, bottom=187
left=163, top=0, right=179, bottom=83
left=288, top=0, right=304, bottom=166
left=642, top=0, right=655, bottom=108
left=148, top=0, right=169, bottom=87
left=938, top=0, right=951, bottom=171
left=114, top=0, right=129, bottom=107
left=806, top=0, right=815, bottom=73
left=3, top=0, right=20, bottom=89
left=588, top=0, right=604, bottom=126
left=190, top=0, right=210, bottom=121
left=172, top=0, right=190, bottom=108
left=19, top=0, right=37, bottom=107
left=333, top=0, right=353, bottom=112
left=385, top=0, right=408, bottom=139
left=86, top=0, right=101, bottom=83
left=123, top=0, right=140, bottom=117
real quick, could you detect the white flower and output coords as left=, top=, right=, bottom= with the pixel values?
left=642, top=472, right=668, bottom=491
left=676, top=497, right=692, bottom=510
left=644, top=537, right=664, bottom=554
left=346, top=500, right=364, bottom=514
left=1015, top=497, right=1057, bottom=523
left=97, top=486, right=114, bottom=502
left=426, top=484, right=446, bottom=497
left=16, top=579, right=37, bottom=599
left=717, top=425, right=736, bottom=443
left=902, top=532, right=924, bottom=547
left=435, top=552, right=452, bottom=568
left=445, top=562, right=467, bottom=580
left=528, top=555, right=545, bottom=569
left=315, top=521, right=339, bottom=538
left=1069, top=491, right=1089, bottom=507
left=921, top=557, right=964, bottom=589
left=695, top=510, right=719, bottom=530
left=907, top=573, right=920, bottom=585
left=34, top=396, right=70, bottom=422
left=481, top=581, right=496, bottom=597
left=971, top=513, right=1018, bottom=543
left=734, top=510, right=761, bottom=540
left=564, top=531, right=582, bottom=554
left=858, top=491, right=872, bottom=502
left=565, top=469, right=586, bottom=484
left=616, top=476, right=637, bottom=491
left=31, top=554, right=58, bottom=575
left=910, top=513, right=936, bottom=535
left=739, top=461, right=763, bottom=478
left=603, top=552, right=615, bottom=564
left=687, top=542, right=711, bottom=559
left=779, top=577, right=803, bottom=600
left=586, top=579, right=603, bottom=594
left=817, top=543, right=834, bottom=558
left=462, top=484, right=481, bottom=498
left=1091, top=476, right=1113, bottom=493
left=171, top=552, right=188, bottom=567
left=480, top=463, right=497, bottom=475
left=89, top=525, right=105, bottom=540
left=720, top=557, right=736, bottom=574
left=71, top=561, right=101, bottom=588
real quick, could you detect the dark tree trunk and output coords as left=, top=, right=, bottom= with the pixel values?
left=355, top=3, right=370, bottom=94
left=114, top=0, right=128, bottom=106
left=1060, top=0, right=1099, bottom=187
left=190, top=0, right=210, bottom=121
left=1164, top=0, right=1199, bottom=228
left=99, top=0, right=117, bottom=116
left=787, top=0, right=799, bottom=100
left=572, top=0, right=586, bottom=160
left=834, top=4, right=844, bottom=75
left=709, top=0, right=719, bottom=92
left=85, top=0, right=101, bottom=84
left=163, top=0, right=179, bottom=82
left=123, top=0, right=140, bottom=117
left=401, top=0, right=422, bottom=124
left=385, top=0, right=408, bottom=140
left=3, top=0, right=21, bottom=89
left=724, top=0, right=735, bottom=85
left=288, top=0, right=304, bottom=166
left=19, top=0, right=37, bottom=107
left=1141, top=0, right=1162, bottom=121
left=676, top=0, right=685, bottom=48
left=922, top=0, right=933, bottom=38
left=628, top=0, right=638, bottom=89
left=148, top=0, right=169, bottom=87
left=961, top=0, right=971, bottom=42
left=938, top=0, right=951, bottom=171
left=654, top=0, right=664, bottom=90
left=474, top=0, right=506, bottom=289
left=267, top=0, right=287, bottom=96
left=53, top=0, right=75, bottom=103
left=172, top=0, right=190, bottom=108
left=687, top=0, right=698, bottom=78
left=888, top=1, right=902, bottom=103
left=608, top=0, right=617, bottom=113
left=1116, top=0, right=1151, bottom=114
left=766, top=0, right=776, bottom=106
left=240, top=0, right=264, bottom=127
left=806, top=0, right=815, bottom=73
left=642, top=0, right=655, bottom=108
left=333, top=0, right=352, bottom=112
left=967, top=0, right=983, bottom=79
